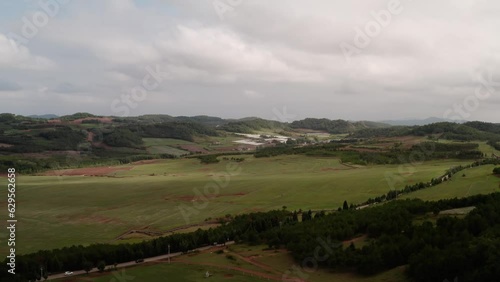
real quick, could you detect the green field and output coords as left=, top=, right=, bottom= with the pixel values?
left=64, top=262, right=265, bottom=282
left=436, top=139, right=500, bottom=156
left=0, top=155, right=491, bottom=255
left=402, top=164, right=500, bottom=201
left=143, top=138, right=191, bottom=156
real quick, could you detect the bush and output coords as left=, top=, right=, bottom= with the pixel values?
left=494, top=167, right=500, bottom=175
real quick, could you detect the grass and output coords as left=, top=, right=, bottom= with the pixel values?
left=142, top=138, right=195, bottom=146
left=436, top=139, right=500, bottom=156
left=0, top=155, right=484, bottom=254
left=62, top=262, right=265, bottom=282
left=401, top=164, right=500, bottom=201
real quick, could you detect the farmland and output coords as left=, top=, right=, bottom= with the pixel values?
left=2, top=114, right=500, bottom=281
left=0, top=154, right=486, bottom=255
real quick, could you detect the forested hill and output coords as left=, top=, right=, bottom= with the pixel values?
left=290, top=118, right=390, bottom=133
left=350, top=121, right=500, bottom=142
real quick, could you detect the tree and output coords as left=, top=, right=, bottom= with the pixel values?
left=97, top=261, right=106, bottom=272
left=343, top=200, right=349, bottom=210
left=82, top=260, right=93, bottom=274
left=493, top=167, right=500, bottom=175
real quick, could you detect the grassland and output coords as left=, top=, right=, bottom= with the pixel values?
left=143, top=138, right=191, bottom=156
left=0, top=154, right=481, bottom=255
left=401, top=164, right=500, bottom=201
left=63, top=262, right=265, bottom=282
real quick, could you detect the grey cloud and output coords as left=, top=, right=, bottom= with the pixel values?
left=0, top=0, right=500, bottom=122
left=0, top=79, right=21, bottom=91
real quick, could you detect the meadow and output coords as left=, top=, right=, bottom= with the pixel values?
left=1, top=154, right=483, bottom=255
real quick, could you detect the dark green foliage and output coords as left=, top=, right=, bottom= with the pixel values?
left=351, top=122, right=500, bottom=142
left=198, top=155, right=219, bottom=164
left=135, top=122, right=217, bottom=141
left=59, top=112, right=96, bottom=121
left=0, top=113, right=16, bottom=123
left=103, top=128, right=143, bottom=148
left=82, top=260, right=93, bottom=274
left=290, top=118, right=389, bottom=134
left=221, top=118, right=287, bottom=133
left=97, top=261, right=106, bottom=272
left=343, top=200, right=349, bottom=210
left=493, top=167, right=500, bottom=175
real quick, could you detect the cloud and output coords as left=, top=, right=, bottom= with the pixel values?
left=1, top=0, right=500, bottom=122
left=53, top=82, right=84, bottom=93
left=0, top=79, right=21, bottom=91
left=0, top=33, right=54, bottom=70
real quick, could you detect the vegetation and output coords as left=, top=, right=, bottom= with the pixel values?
left=4, top=193, right=500, bottom=281
left=221, top=118, right=287, bottom=133
left=290, top=118, right=389, bottom=133
left=102, top=128, right=143, bottom=148
left=2, top=113, right=500, bottom=280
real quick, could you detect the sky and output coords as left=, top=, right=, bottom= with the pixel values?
left=0, top=0, right=500, bottom=122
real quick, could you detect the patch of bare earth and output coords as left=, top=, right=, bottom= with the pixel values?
left=0, top=143, right=13, bottom=148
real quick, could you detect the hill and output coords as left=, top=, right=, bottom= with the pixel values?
left=290, top=118, right=389, bottom=133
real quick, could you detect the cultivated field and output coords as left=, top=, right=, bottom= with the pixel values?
left=0, top=155, right=490, bottom=255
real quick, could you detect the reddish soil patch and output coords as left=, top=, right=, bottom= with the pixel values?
left=43, top=166, right=132, bottom=176
left=179, top=144, right=209, bottom=153
left=47, top=119, right=62, bottom=124
left=0, top=143, right=13, bottom=148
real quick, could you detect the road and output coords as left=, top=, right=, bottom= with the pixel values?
left=48, top=241, right=235, bottom=280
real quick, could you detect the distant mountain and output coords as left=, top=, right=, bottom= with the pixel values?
left=381, top=117, right=465, bottom=126
left=28, top=114, right=59, bottom=119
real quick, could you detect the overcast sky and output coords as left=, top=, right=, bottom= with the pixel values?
left=1, top=0, right=499, bottom=122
